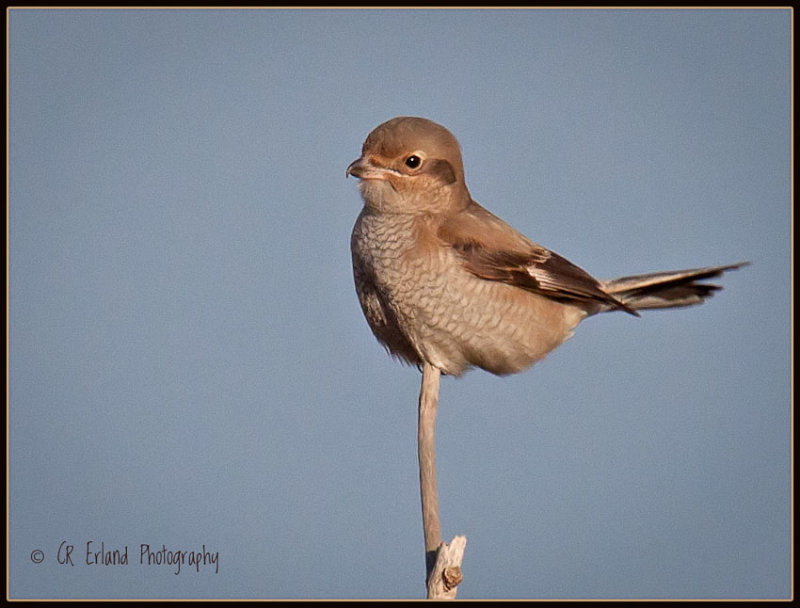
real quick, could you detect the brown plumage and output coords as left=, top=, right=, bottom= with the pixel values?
left=347, top=116, right=746, bottom=377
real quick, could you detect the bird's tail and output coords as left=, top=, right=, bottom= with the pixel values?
left=600, top=262, right=749, bottom=311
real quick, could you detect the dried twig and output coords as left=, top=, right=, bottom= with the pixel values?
left=418, top=363, right=466, bottom=599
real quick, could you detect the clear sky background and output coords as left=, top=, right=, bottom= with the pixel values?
left=8, top=8, right=790, bottom=600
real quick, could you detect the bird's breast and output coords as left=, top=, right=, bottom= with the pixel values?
left=350, top=210, right=585, bottom=376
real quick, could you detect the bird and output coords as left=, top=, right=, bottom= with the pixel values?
left=347, top=116, right=747, bottom=596
left=347, top=116, right=747, bottom=378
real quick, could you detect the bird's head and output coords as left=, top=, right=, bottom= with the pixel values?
left=347, top=116, right=470, bottom=213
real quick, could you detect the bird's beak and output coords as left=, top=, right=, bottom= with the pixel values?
left=346, top=156, right=394, bottom=181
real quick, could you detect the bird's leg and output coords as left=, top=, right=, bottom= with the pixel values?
left=418, top=362, right=442, bottom=585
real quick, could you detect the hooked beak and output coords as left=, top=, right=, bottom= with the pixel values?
left=346, top=157, right=395, bottom=181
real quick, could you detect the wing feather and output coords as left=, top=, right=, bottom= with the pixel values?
left=437, top=200, right=637, bottom=315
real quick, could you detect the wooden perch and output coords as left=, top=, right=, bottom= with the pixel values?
left=427, top=535, right=467, bottom=599
left=418, top=363, right=467, bottom=599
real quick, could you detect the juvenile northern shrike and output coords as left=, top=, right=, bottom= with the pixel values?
left=347, top=116, right=746, bottom=377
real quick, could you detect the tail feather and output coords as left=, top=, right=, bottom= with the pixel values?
left=601, top=262, right=749, bottom=311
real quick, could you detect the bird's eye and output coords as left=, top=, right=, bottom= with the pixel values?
left=404, top=155, right=422, bottom=169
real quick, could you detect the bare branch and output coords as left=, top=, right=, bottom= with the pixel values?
left=418, top=362, right=442, bottom=578
left=418, top=363, right=467, bottom=599
left=427, top=535, right=467, bottom=599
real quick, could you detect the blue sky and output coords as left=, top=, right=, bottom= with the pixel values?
left=8, top=8, right=790, bottom=600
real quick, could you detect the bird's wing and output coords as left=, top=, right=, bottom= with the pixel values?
left=437, top=200, right=637, bottom=315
